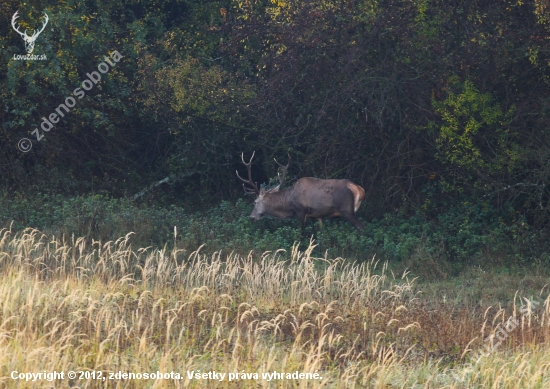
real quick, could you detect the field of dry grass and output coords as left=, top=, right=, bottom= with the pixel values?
left=1, top=226, right=550, bottom=388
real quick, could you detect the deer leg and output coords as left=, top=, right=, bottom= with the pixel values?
left=343, top=214, right=365, bottom=230
left=296, top=210, right=308, bottom=230
left=336, top=188, right=365, bottom=230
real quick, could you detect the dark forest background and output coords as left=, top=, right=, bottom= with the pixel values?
left=2, top=0, right=550, bottom=268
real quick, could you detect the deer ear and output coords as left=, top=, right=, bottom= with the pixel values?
left=270, top=185, right=281, bottom=193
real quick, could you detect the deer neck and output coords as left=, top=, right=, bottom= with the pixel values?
left=265, top=189, right=294, bottom=218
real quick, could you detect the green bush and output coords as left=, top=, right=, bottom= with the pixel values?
left=0, top=193, right=547, bottom=264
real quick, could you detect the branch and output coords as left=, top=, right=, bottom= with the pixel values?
left=483, top=183, right=546, bottom=209
left=132, top=171, right=197, bottom=201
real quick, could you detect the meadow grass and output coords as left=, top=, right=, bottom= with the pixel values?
left=0, top=226, right=550, bottom=388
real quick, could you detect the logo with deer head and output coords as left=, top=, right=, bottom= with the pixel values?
left=11, top=11, right=49, bottom=54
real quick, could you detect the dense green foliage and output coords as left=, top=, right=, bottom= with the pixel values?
left=1, top=0, right=550, bottom=261
left=1, top=193, right=545, bottom=274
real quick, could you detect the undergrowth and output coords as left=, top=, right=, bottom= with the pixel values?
left=0, top=193, right=547, bottom=270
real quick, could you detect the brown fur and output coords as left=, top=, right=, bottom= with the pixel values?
left=250, top=178, right=365, bottom=230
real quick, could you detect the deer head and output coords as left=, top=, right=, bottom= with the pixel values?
left=236, top=151, right=291, bottom=221
left=12, top=11, right=49, bottom=54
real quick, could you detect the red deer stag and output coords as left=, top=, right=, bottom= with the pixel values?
left=236, top=152, right=365, bottom=229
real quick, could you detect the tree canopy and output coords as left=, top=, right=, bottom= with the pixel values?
left=1, top=0, right=550, bottom=224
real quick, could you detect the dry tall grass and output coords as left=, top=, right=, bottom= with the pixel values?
left=0, top=226, right=549, bottom=388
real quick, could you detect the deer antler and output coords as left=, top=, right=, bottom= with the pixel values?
left=33, top=13, right=49, bottom=38
left=11, top=11, right=26, bottom=37
left=236, top=151, right=260, bottom=194
left=272, top=154, right=290, bottom=191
